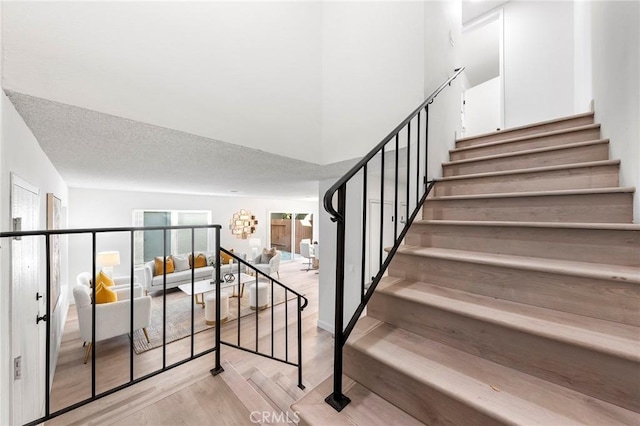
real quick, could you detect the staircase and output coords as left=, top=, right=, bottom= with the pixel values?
left=221, top=360, right=305, bottom=425
left=296, top=112, right=640, bottom=425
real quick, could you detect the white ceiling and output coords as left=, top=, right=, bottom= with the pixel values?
left=3, top=1, right=505, bottom=199
left=2, top=1, right=329, bottom=199
left=6, top=90, right=337, bottom=200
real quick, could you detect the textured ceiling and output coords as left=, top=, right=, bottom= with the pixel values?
left=7, top=91, right=346, bottom=200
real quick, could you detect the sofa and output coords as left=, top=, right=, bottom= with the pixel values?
left=141, top=251, right=246, bottom=294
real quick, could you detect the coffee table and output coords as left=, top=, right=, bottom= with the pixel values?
left=178, top=273, right=256, bottom=308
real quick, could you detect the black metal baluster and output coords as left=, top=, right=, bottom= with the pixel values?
left=44, top=234, right=51, bottom=418
left=361, top=164, right=367, bottom=302
left=211, top=227, right=223, bottom=376
left=406, top=122, right=411, bottom=229
left=394, top=134, right=399, bottom=241
left=379, top=146, right=385, bottom=269
left=297, top=295, right=304, bottom=389
left=424, top=105, right=429, bottom=190
left=130, top=231, right=135, bottom=381
left=255, top=279, right=259, bottom=352
left=162, top=229, right=167, bottom=369
left=285, top=288, right=288, bottom=362
left=271, top=280, right=274, bottom=357
left=91, top=232, right=97, bottom=398
left=325, top=184, right=350, bottom=411
left=417, top=113, right=421, bottom=205
left=190, top=228, right=195, bottom=358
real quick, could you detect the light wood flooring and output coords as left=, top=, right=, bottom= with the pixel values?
left=46, top=261, right=333, bottom=425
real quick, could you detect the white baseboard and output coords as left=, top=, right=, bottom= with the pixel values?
left=316, top=319, right=334, bottom=335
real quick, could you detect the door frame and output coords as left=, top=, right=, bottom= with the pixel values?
left=462, top=8, right=505, bottom=132
left=9, top=173, right=44, bottom=425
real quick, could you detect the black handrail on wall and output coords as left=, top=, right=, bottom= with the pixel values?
left=0, top=224, right=307, bottom=426
left=323, top=68, right=465, bottom=411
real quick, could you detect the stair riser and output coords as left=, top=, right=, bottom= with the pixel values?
left=433, top=163, right=619, bottom=196
left=451, top=128, right=601, bottom=161
left=423, top=192, right=634, bottom=223
left=456, top=114, right=595, bottom=148
left=405, top=224, right=640, bottom=267
left=443, top=143, right=609, bottom=177
left=344, top=345, right=505, bottom=426
left=368, top=292, right=640, bottom=412
left=388, top=253, right=640, bottom=326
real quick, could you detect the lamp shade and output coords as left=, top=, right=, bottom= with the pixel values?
left=249, top=238, right=262, bottom=248
left=97, top=251, right=120, bottom=267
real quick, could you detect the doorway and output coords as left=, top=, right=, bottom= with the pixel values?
left=11, top=174, right=45, bottom=425
left=461, top=9, right=505, bottom=137
left=269, top=213, right=314, bottom=261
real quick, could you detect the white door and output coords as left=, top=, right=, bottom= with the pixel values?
left=11, top=174, right=45, bottom=425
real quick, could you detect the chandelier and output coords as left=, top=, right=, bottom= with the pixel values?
left=229, top=209, right=258, bottom=239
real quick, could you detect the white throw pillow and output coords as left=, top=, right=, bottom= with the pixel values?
left=173, top=255, right=190, bottom=272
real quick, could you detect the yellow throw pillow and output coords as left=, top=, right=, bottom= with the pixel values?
left=193, top=253, right=207, bottom=268
left=220, top=249, right=234, bottom=265
left=154, top=256, right=175, bottom=276
left=95, top=271, right=115, bottom=288
left=95, top=282, right=117, bottom=304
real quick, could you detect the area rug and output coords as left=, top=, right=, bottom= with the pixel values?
left=132, top=286, right=298, bottom=354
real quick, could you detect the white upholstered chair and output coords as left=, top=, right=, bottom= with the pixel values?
left=73, top=284, right=152, bottom=364
left=253, top=250, right=281, bottom=279
left=77, top=272, right=141, bottom=290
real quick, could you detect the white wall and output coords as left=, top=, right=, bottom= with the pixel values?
left=322, top=1, right=425, bottom=165
left=318, top=0, right=463, bottom=333
left=0, top=92, right=69, bottom=425
left=423, top=0, right=464, bottom=183
left=3, top=1, right=323, bottom=163
left=67, top=188, right=318, bottom=301
left=590, top=0, right=640, bottom=222
left=573, top=0, right=593, bottom=113
left=464, top=76, right=501, bottom=136
left=503, top=0, right=576, bottom=127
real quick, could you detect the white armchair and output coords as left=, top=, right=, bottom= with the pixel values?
left=77, top=271, right=141, bottom=291
left=73, top=284, right=152, bottom=364
left=253, top=250, right=281, bottom=279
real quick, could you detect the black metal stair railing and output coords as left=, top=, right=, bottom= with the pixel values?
left=0, top=224, right=307, bottom=426
left=218, top=248, right=308, bottom=390
left=323, top=67, right=465, bottom=411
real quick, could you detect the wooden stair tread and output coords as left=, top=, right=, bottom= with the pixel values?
left=414, top=219, right=640, bottom=231
left=452, top=123, right=601, bottom=154
left=248, top=367, right=298, bottom=416
left=428, top=185, right=636, bottom=201
left=219, top=361, right=290, bottom=426
left=348, top=320, right=639, bottom=425
left=456, top=111, right=595, bottom=143
left=395, top=246, right=640, bottom=283
left=435, top=159, right=620, bottom=182
left=292, top=374, right=423, bottom=426
left=377, top=277, right=640, bottom=361
left=443, top=139, right=609, bottom=166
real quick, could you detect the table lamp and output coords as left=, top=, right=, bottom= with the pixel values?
left=249, top=238, right=262, bottom=259
left=97, top=250, right=120, bottom=277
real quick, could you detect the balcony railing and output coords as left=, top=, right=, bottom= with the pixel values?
left=0, top=224, right=307, bottom=425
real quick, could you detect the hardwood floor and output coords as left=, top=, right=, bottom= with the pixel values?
left=46, top=261, right=332, bottom=425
